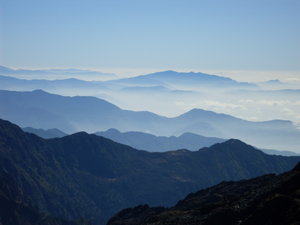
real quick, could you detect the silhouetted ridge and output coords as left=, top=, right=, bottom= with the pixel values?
left=0, top=119, right=299, bottom=225
left=0, top=118, right=30, bottom=141
left=108, top=163, right=300, bottom=225
left=293, top=162, right=300, bottom=171
left=215, top=138, right=256, bottom=150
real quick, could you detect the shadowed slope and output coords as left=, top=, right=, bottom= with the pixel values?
left=108, top=163, right=300, bottom=225
left=0, top=119, right=299, bottom=225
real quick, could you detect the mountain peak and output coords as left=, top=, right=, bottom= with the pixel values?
left=68, top=131, right=90, bottom=138
left=105, top=128, right=121, bottom=134
left=224, top=138, right=247, bottom=145
left=32, top=89, right=48, bottom=94
left=179, top=108, right=221, bottom=117
left=159, top=70, right=178, bottom=74
left=187, top=108, right=210, bottom=113
left=216, top=138, right=254, bottom=149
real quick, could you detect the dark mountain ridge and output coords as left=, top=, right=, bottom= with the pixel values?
left=107, top=162, right=300, bottom=225
left=0, top=167, right=89, bottom=225
left=0, top=119, right=299, bottom=224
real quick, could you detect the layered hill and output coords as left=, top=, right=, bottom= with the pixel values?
left=0, top=69, right=254, bottom=91
left=0, top=119, right=299, bottom=224
left=0, top=89, right=299, bottom=151
left=108, top=163, right=300, bottom=225
left=106, top=70, right=256, bottom=89
left=0, top=89, right=164, bottom=133
left=23, top=127, right=67, bottom=139
left=95, top=129, right=225, bottom=151
left=1, top=66, right=299, bottom=130
left=22, top=127, right=296, bottom=156
left=22, top=127, right=297, bottom=156
left=0, top=65, right=116, bottom=80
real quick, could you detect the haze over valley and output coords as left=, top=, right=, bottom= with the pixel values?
left=1, top=66, right=300, bottom=126
left=1, top=87, right=300, bottom=152
left=1, top=0, right=299, bottom=224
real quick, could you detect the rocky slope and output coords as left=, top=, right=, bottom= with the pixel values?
left=108, top=163, right=300, bottom=225
left=0, top=118, right=299, bottom=225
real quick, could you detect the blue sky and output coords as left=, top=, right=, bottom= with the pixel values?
left=1, top=0, right=299, bottom=76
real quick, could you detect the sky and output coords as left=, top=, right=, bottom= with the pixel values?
left=0, top=0, right=300, bottom=81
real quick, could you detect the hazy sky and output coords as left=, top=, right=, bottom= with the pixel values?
left=1, top=0, right=300, bottom=78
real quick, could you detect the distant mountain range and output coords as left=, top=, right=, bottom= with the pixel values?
left=0, top=69, right=257, bottom=98
left=1, top=65, right=299, bottom=127
left=22, top=127, right=67, bottom=139
left=21, top=127, right=299, bottom=156
left=0, top=119, right=299, bottom=224
left=0, top=74, right=111, bottom=99
left=107, top=70, right=256, bottom=89
left=95, top=129, right=225, bottom=151
left=0, top=89, right=299, bottom=151
left=259, top=148, right=300, bottom=156
left=108, top=162, right=300, bottom=225
left=0, top=66, right=255, bottom=88
left=0, top=65, right=116, bottom=80
left=96, top=129, right=300, bottom=156
left=0, top=68, right=255, bottom=91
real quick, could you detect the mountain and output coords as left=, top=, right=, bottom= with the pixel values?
left=260, top=148, right=300, bottom=156
left=21, top=127, right=297, bottom=156
left=0, top=119, right=299, bottom=225
left=0, top=89, right=174, bottom=134
left=172, top=108, right=300, bottom=152
left=107, top=162, right=300, bottom=225
left=0, top=75, right=112, bottom=99
left=96, top=129, right=299, bottom=156
left=19, top=127, right=297, bottom=156
left=257, top=79, right=288, bottom=89
left=1, top=67, right=299, bottom=127
left=0, top=65, right=116, bottom=80
left=0, top=89, right=300, bottom=151
left=0, top=169, right=89, bottom=225
left=23, top=127, right=67, bottom=139
left=0, top=66, right=255, bottom=89
left=95, top=129, right=225, bottom=151
left=108, top=70, right=256, bottom=89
